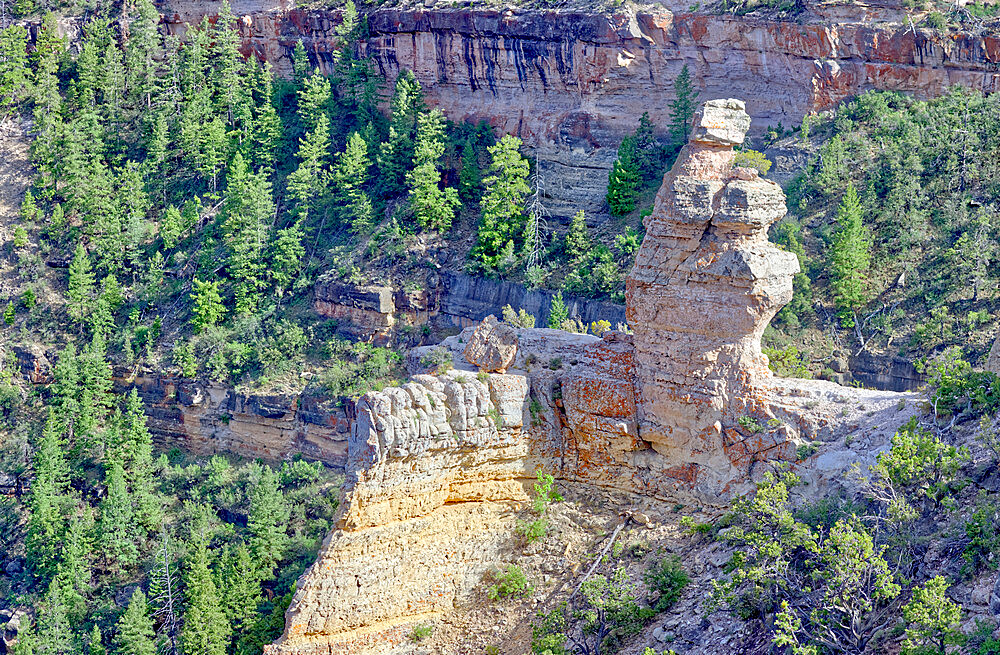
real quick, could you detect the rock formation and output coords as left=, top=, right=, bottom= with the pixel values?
left=162, top=1, right=1000, bottom=220
left=626, top=98, right=800, bottom=489
left=265, top=101, right=887, bottom=654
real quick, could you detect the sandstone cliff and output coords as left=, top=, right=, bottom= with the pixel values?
left=264, top=101, right=918, bottom=654
left=163, top=0, right=1000, bottom=220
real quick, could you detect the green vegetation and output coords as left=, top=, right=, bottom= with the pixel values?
left=487, top=564, right=533, bottom=601
left=0, top=343, right=340, bottom=654
left=516, top=470, right=563, bottom=544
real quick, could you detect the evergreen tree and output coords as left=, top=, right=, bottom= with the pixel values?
left=286, top=114, right=331, bottom=221
left=25, top=410, right=70, bottom=580
left=161, top=205, right=184, bottom=250
left=377, top=70, right=424, bottom=197
left=633, top=111, right=662, bottom=181
left=209, top=1, right=248, bottom=128
left=125, top=0, right=161, bottom=109
left=901, top=576, right=963, bottom=655
left=291, top=41, right=310, bottom=89
left=334, top=131, right=373, bottom=235
left=829, top=183, right=871, bottom=327
left=0, top=24, right=28, bottom=117
left=218, top=544, right=262, bottom=641
left=87, top=625, right=105, bottom=655
left=113, top=588, right=157, bottom=655
left=565, top=210, right=591, bottom=263
left=269, top=223, right=305, bottom=300
left=99, top=461, right=139, bottom=568
left=67, top=243, right=96, bottom=326
left=190, top=279, right=225, bottom=332
left=606, top=136, right=640, bottom=217
left=458, top=142, right=482, bottom=204
left=223, top=152, right=273, bottom=314
left=669, top=64, right=699, bottom=147
left=181, top=510, right=231, bottom=655
left=34, top=581, right=75, bottom=655
left=548, top=291, right=569, bottom=329
left=247, top=464, right=288, bottom=573
left=249, top=61, right=283, bottom=171
left=121, top=388, right=160, bottom=531
left=297, top=69, right=332, bottom=134
left=471, top=134, right=531, bottom=273
left=407, top=110, right=460, bottom=232
left=52, top=513, right=92, bottom=620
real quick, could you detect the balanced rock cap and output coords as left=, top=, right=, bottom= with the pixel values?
left=690, top=98, right=751, bottom=147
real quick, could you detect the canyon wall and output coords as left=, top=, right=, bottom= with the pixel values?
left=264, top=100, right=914, bottom=654
left=13, top=346, right=351, bottom=467
left=162, top=0, right=1000, bottom=221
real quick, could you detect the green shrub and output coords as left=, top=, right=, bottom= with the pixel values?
left=962, top=496, right=1000, bottom=577
left=517, top=470, right=562, bottom=543
left=737, top=415, right=765, bottom=433
left=644, top=556, right=690, bottom=611
left=531, top=604, right=569, bottom=655
left=487, top=564, right=532, bottom=601
left=409, top=623, right=433, bottom=642
left=733, top=149, right=772, bottom=175
left=419, top=346, right=453, bottom=374
left=763, top=345, right=811, bottom=378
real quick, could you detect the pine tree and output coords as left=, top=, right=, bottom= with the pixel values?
left=829, top=183, right=871, bottom=327
left=34, top=581, right=75, bottom=655
left=113, top=588, right=157, bottom=655
left=377, top=70, right=424, bottom=197
left=249, top=61, right=282, bottom=171
left=633, top=111, right=662, bottom=181
left=218, top=544, right=262, bottom=640
left=286, top=114, right=331, bottom=221
left=190, top=279, right=225, bottom=332
left=297, top=68, right=332, bottom=134
left=548, top=291, right=569, bottom=329
left=52, top=512, right=92, bottom=620
left=67, top=243, right=96, bottom=326
left=0, top=24, right=28, bottom=117
left=606, top=136, right=640, bottom=217
left=161, top=205, right=184, bottom=249
left=269, top=223, right=305, bottom=300
left=209, top=1, right=248, bottom=128
left=125, top=0, right=161, bottom=109
left=121, top=388, right=160, bottom=531
left=408, top=110, right=460, bottom=232
left=471, top=134, right=531, bottom=273
left=247, top=464, right=288, bottom=574
left=669, top=64, right=699, bottom=147
left=223, top=152, right=273, bottom=314
left=291, top=41, right=310, bottom=89
left=181, top=510, right=231, bottom=655
left=100, top=461, right=139, bottom=568
left=25, top=410, right=70, bottom=580
left=458, top=142, right=482, bottom=204
left=335, top=131, right=374, bottom=235
left=87, top=625, right=106, bottom=655
left=565, top=210, right=591, bottom=263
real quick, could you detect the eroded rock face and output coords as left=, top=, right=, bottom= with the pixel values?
left=625, top=98, right=800, bottom=489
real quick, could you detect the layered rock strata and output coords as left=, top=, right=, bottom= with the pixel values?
left=265, top=102, right=895, bottom=653
left=162, top=0, right=1000, bottom=219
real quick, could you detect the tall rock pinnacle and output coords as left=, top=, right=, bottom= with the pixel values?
left=626, top=98, right=800, bottom=477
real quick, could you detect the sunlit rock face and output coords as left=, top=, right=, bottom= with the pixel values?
left=625, top=98, right=800, bottom=490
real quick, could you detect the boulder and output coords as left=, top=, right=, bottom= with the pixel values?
left=462, top=315, right=518, bottom=373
